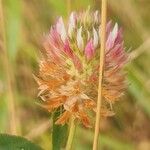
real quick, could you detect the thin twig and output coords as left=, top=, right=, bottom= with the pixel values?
left=0, top=0, right=17, bottom=135
left=65, top=118, right=76, bottom=150
left=93, top=0, right=107, bottom=150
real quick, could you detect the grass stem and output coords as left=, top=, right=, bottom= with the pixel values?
left=65, top=118, right=76, bottom=150
left=0, top=0, right=17, bottom=135
left=92, top=0, right=107, bottom=149
left=67, top=0, right=71, bottom=15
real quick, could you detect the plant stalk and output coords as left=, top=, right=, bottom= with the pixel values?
left=92, top=0, right=107, bottom=150
left=67, top=0, right=71, bottom=15
left=0, top=0, right=17, bottom=135
left=65, top=118, right=76, bottom=150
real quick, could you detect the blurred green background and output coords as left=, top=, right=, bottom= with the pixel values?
left=0, top=0, right=150, bottom=149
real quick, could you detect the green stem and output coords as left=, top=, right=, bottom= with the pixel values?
left=65, top=118, right=76, bottom=150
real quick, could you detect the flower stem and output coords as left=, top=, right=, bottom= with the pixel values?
left=93, top=0, right=107, bottom=150
left=0, top=0, right=17, bottom=135
left=65, top=117, right=76, bottom=150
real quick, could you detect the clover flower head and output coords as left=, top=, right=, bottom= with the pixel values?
left=35, top=9, right=128, bottom=127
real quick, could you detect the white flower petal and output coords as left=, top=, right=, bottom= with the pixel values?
left=68, top=12, right=76, bottom=38
left=94, top=10, right=99, bottom=24
left=77, top=26, right=84, bottom=50
left=93, top=27, right=99, bottom=48
left=106, top=23, right=118, bottom=50
left=111, top=23, right=118, bottom=41
left=56, top=17, right=67, bottom=42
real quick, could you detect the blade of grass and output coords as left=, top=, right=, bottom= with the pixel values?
left=65, top=117, right=76, bottom=150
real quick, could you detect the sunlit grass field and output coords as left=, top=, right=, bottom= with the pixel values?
left=0, top=0, right=150, bottom=149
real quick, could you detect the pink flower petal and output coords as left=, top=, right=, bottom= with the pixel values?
left=72, top=55, right=83, bottom=71
left=85, top=39, right=95, bottom=60
left=64, top=40, right=73, bottom=58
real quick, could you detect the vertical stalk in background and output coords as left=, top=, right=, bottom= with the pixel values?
left=65, top=118, right=76, bottom=150
left=67, top=0, right=71, bottom=15
left=0, top=0, right=17, bottom=135
left=93, top=0, right=107, bottom=150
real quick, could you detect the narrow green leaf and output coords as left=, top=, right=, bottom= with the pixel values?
left=52, top=110, right=68, bottom=150
left=0, top=134, right=43, bottom=150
